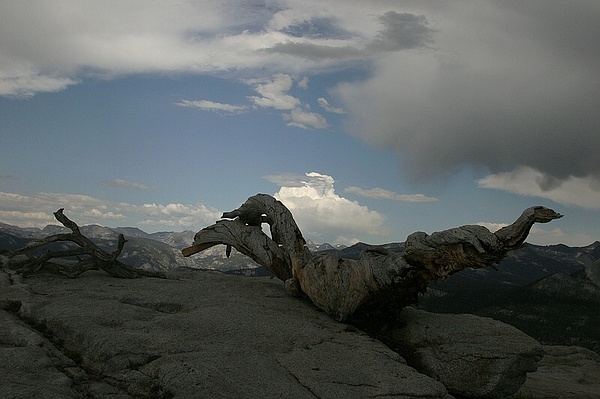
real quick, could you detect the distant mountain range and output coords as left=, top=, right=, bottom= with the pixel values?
left=1, top=221, right=598, bottom=281
left=2, top=221, right=599, bottom=352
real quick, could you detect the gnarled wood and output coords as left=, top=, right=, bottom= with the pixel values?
left=184, top=194, right=311, bottom=282
left=183, top=219, right=292, bottom=281
left=3, top=209, right=165, bottom=279
left=183, top=195, right=562, bottom=327
left=404, top=206, right=563, bottom=277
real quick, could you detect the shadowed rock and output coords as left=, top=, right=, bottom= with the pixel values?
left=383, top=307, right=543, bottom=398
left=515, top=345, right=600, bottom=399
left=1, top=270, right=448, bottom=398
left=2, top=269, right=599, bottom=398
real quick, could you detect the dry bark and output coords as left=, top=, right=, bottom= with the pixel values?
left=183, top=194, right=562, bottom=327
left=2, top=209, right=165, bottom=279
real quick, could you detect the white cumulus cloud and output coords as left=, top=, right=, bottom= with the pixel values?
left=247, top=73, right=329, bottom=129
left=267, top=172, right=388, bottom=245
left=248, top=74, right=301, bottom=110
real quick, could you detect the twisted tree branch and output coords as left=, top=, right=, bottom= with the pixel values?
left=4, top=209, right=165, bottom=279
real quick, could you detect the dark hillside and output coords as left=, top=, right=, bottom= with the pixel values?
left=419, top=252, right=600, bottom=354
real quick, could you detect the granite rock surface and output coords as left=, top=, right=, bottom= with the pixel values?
left=383, top=307, right=543, bottom=398
left=1, top=269, right=599, bottom=398
left=1, top=270, right=448, bottom=398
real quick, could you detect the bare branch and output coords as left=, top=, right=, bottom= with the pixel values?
left=4, top=209, right=165, bottom=279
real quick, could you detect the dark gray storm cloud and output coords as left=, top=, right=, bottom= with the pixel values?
left=500, top=0, right=600, bottom=69
left=369, top=12, right=434, bottom=52
left=265, top=42, right=364, bottom=60
left=336, top=1, right=600, bottom=187
left=281, top=16, right=352, bottom=39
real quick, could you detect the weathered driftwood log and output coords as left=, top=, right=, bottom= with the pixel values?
left=2, top=209, right=165, bottom=279
left=183, top=194, right=562, bottom=327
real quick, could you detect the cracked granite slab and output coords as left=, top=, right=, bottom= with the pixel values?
left=1, top=270, right=449, bottom=398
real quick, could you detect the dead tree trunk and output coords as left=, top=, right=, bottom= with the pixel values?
left=181, top=194, right=312, bottom=284
left=2, top=209, right=165, bottom=279
left=183, top=194, right=562, bottom=327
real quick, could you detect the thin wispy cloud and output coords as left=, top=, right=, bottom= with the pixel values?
left=104, top=179, right=150, bottom=191
left=265, top=11, right=434, bottom=60
left=283, top=107, right=328, bottom=129
left=345, top=186, right=437, bottom=203
left=175, top=99, right=247, bottom=114
left=264, top=173, right=307, bottom=188
left=317, top=98, right=345, bottom=114
left=178, top=74, right=328, bottom=128
left=297, top=77, right=309, bottom=89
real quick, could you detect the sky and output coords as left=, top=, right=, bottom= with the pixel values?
left=1, top=0, right=599, bottom=247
